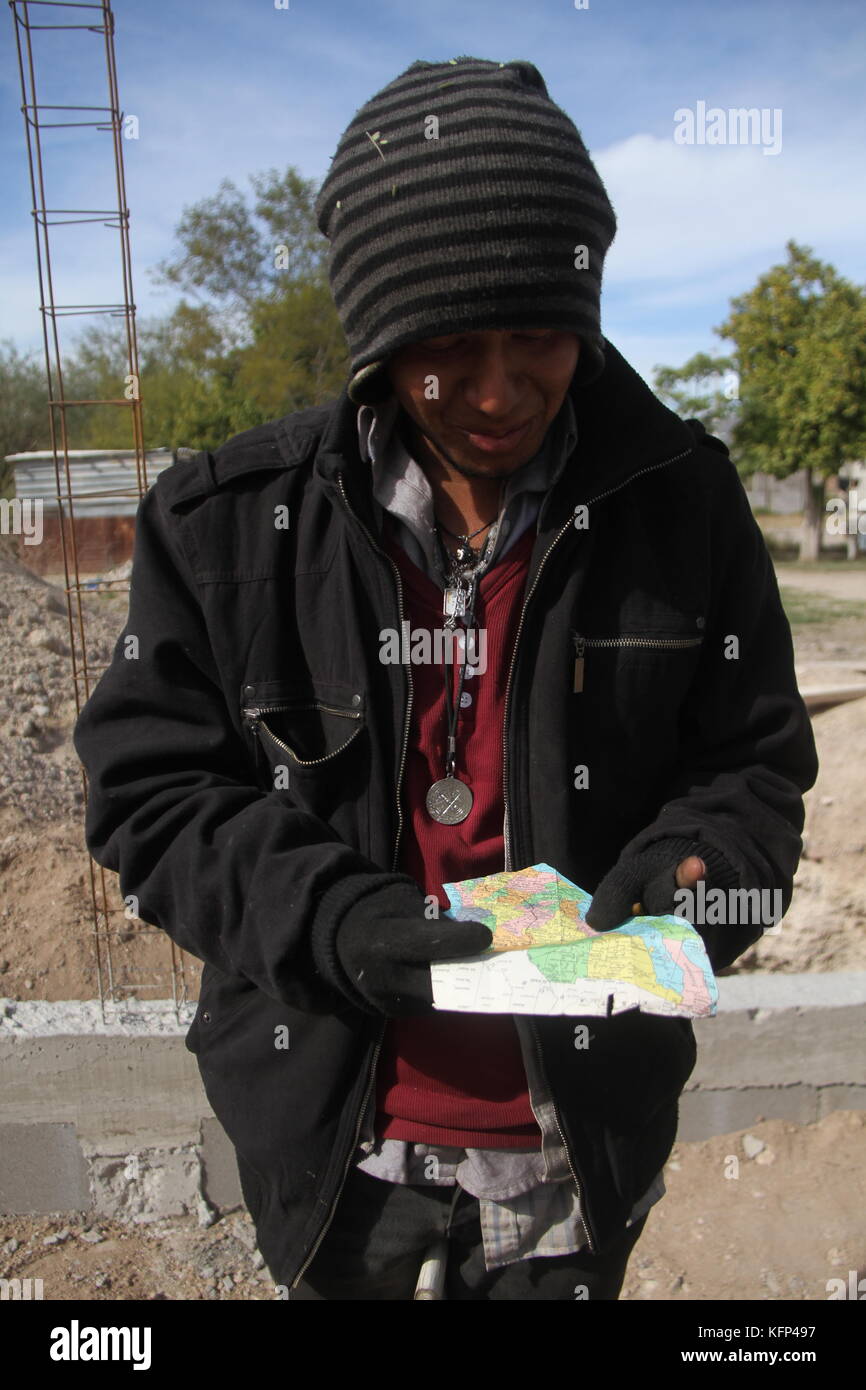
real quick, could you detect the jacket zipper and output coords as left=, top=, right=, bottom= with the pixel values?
left=244, top=703, right=363, bottom=766
left=570, top=632, right=704, bottom=694
left=251, top=700, right=363, bottom=718
left=290, top=471, right=414, bottom=1291
left=502, top=441, right=694, bottom=1255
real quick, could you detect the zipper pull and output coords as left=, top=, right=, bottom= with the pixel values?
left=572, top=633, right=586, bottom=693
left=243, top=707, right=262, bottom=733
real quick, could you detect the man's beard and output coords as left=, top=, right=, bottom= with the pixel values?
left=442, top=453, right=516, bottom=481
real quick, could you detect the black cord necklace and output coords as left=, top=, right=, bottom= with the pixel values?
left=426, top=499, right=502, bottom=826
left=435, top=514, right=496, bottom=566
left=428, top=564, right=480, bottom=822
left=407, top=409, right=506, bottom=826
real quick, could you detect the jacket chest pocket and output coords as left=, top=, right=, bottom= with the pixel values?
left=570, top=628, right=704, bottom=699
left=240, top=679, right=369, bottom=824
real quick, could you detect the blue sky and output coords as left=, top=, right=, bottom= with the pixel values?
left=2, top=0, right=865, bottom=389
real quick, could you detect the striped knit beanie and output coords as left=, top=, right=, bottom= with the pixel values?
left=315, top=56, right=617, bottom=404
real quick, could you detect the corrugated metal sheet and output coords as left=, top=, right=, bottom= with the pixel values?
left=7, top=449, right=175, bottom=518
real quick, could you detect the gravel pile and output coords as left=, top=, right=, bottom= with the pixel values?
left=0, top=544, right=126, bottom=824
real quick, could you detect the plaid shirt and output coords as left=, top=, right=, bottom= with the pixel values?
left=352, top=395, right=665, bottom=1272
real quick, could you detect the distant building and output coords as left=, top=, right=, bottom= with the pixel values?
left=743, top=461, right=866, bottom=555
left=743, top=469, right=808, bottom=514
left=6, top=448, right=174, bottom=575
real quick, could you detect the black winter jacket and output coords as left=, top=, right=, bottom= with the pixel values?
left=73, top=340, right=818, bottom=1289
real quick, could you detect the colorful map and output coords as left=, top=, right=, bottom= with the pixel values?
left=430, top=862, right=717, bottom=1018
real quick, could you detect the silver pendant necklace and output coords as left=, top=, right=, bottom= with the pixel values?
left=425, top=519, right=497, bottom=825
left=426, top=773, right=474, bottom=825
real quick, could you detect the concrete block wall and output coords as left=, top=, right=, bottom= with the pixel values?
left=0, top=1001, right=224, bottom=1220
left=1, top=973, right=865, bottom=1220
left=679, top=970, right=866, bottom=1138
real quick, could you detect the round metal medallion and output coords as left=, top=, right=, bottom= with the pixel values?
left=426, top=776, right=474, bottom=825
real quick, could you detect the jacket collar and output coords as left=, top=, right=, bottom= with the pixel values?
left=562, top=339, right=695, bottom=506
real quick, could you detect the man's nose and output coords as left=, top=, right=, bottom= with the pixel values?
left=461, top=343, right=524, bottom=417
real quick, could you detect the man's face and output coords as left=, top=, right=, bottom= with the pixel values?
left=386, top=329, right=580, bottom=480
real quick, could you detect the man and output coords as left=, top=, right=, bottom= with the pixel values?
left=74, top=57, right=818, bottom=1301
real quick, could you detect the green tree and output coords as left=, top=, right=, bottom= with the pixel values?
left=65, top=308, right=258, bottom=454
left=238, top=279, right=351, bottom=416
left=152, top=167, right=336, bottom=341
left=12, top=166, right=351, bottom=461
left=654, top=242, right=866, bottom=561
left=0, top=341, right=52, bottom=496
left=144, top=164, right=350, bottom=442
left=652, top=349, right=738, bottom=440
left=720, top=242, right=866, bottom=559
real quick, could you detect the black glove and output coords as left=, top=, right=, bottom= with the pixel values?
left=584, top=838, right=725, bottom=933
left=333, top=882, right=492, bottom=1017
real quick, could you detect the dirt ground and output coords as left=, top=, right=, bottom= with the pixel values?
left=1, top=1110, right=863, bottom=1301
left=0, top=809, right=200, bottom=1002
left=775, top=562, right=866, bottom=604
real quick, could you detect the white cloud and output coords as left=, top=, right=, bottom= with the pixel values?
left=595, top=131, right=866, bottom=292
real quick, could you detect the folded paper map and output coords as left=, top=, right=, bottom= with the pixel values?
left=430, top=862, right=717, bottom=1017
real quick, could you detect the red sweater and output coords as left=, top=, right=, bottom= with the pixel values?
left=375, top=521, right=542, bottom=1149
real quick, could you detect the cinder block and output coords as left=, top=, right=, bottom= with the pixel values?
left=816, top=1085, right=866, bottom=1117
left=200, top=1117, right=242, bottom=1211
left=678, top=1086, right=819, bottom=1140
left=0, top=1122, right=90, bottom=1214
left=692, top=1002, right=866, bottom=1088
left=0, top=1035, right=209, bottom=1147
